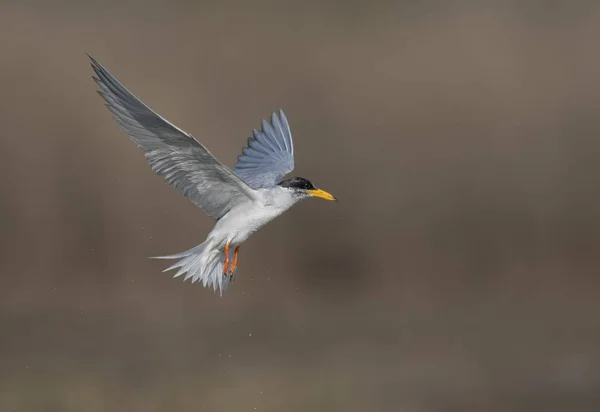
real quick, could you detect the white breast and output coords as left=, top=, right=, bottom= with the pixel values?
left=208, top=186, right=299, bottom=247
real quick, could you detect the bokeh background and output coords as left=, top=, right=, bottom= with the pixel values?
left=1, top=1, right=599, bottom=411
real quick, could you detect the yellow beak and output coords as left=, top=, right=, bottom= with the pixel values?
left=307, top=188, right=337, bottom=201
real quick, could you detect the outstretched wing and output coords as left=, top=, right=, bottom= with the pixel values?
left=234, top=110, right=295, bottom=189
left=89, top=55, right=256, bottom=220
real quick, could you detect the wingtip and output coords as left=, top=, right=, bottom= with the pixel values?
left=86, top=53, right=98, bottom=65
left=271, top=109, right=286, bottom=122
left=87, top=55, right=103, bottom=78
left=87, top=55, right=108, bottom=79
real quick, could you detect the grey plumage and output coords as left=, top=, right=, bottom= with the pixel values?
left=89, top=55, right=335, bottom=296
left=89, top=55, right=258, bottom=220
left=234, top=110, right=294, bottom=189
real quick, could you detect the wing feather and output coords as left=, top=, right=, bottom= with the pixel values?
left=234, top=109, right=295, bottom=189
left=89, top=55, right=256, bottom=220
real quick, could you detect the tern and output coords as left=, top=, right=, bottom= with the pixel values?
left=89, top=55, right=336, bottom=295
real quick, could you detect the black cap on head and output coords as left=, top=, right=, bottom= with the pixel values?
left=278, top=177, right=316, bottom=191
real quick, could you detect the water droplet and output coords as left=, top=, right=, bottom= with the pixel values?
left=248, top=333, right=252, bottom=337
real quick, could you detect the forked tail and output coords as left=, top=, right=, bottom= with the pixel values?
left=150, top=241, right=234, bottom=295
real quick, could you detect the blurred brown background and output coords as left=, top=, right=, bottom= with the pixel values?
left=1, top=1, right=599, bottom=411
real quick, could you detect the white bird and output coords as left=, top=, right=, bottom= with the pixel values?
left=89, top=55, right=337, bottom=295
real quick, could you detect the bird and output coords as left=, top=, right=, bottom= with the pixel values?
left=88, top=55, right=337, bottom=295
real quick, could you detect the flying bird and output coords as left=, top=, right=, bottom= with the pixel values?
left=89, top=55, right=336, bottom=295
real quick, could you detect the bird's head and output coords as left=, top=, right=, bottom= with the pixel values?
left=278, top=177, right=337, bottom=201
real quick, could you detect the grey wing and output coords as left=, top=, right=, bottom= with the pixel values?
left=234, top=110, right=295, bottom=189
left=89, top=55, right=256, bottom=220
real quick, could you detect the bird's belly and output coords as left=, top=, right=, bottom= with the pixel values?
left=214, top=204, right=286, bottom=246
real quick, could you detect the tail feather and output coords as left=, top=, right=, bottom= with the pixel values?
left=150, top=241, right=236, bottom=295
left=150, top=242, right=204, bottom=260
left=180, top=253, right=204, bottom=280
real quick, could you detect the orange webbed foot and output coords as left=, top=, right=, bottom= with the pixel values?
left=222, top=243, right=230, bottom=275
left=228, top=247, right=240, bottom=282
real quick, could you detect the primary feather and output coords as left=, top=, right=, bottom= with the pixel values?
left=234, top=110, right=295, bottom=189
left=89, top=55, right=256, bottom=220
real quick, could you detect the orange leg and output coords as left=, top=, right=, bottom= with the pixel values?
left=222, top=242, right=230, bottom=275
left=228, top=247, right=240, bottom=280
